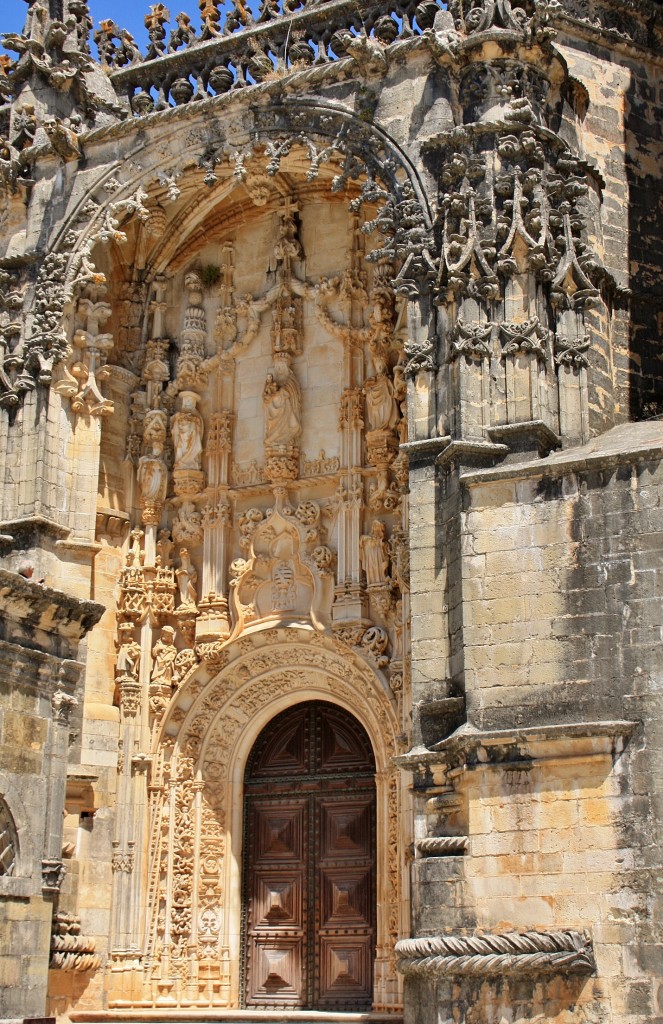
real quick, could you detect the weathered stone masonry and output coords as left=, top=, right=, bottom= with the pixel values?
left=0, top=569, right=103, bottom=1018
left=0, top=0, right=661, bottom=1020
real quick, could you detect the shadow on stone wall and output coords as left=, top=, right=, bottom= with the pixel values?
left=624, top=62, right=663, bottom=420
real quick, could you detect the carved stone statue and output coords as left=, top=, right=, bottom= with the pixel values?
left=137, top=440, right=168, bottom=518
left=115, top=622, right=141, bottom=680
left=263, top=364, right=302, bottom=448
left=176, top=547, right=198, bottom=607
left=150, top=625, right=178, bottom=688
left=364, top=372, right=400, bottom=432
left=359, top=520, right=390, bottom=587
left=171, top=390, right=204, bottom=472
left=137, top=409, right=168, bottom=523
left=126, top=528, right=144, bottom=568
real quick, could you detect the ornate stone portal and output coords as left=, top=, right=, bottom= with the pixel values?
left=99, top=162, right=411, bottom=1012
left=114, top=628, right=404, bottom=1010
left=0, top=0, right=662, bottom=1020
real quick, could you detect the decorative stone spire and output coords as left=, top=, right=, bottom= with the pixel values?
left=2, top=0, right=123, bottom=145
left=426, top=0, right=608, bottom=452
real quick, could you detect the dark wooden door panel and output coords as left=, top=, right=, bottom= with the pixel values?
left=253, top=871, right=303, bottom=928
left=317, top=937, right=373, bottom=1009
left=243, top=702, right=376, bottom=1011
left=319, top=796, right=374, bottom=860
left=316, top=713, right=375, bottom=774
left=319, top=867, right=372, bottom=928
left=247, top=936, right=304, bottom=1007
left=245, top=797, right=308, bottom=1006
left=249, top=713, right=309, bottom=779
left=252, top=801, right=305, bottom=862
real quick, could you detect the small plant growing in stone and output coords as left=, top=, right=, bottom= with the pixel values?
left=200, top=264, right=221, bottom=289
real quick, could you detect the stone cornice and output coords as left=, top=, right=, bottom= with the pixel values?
left=0, top=570, right=105, bottom=656
left=395, top=719, right=637, bottom=769
left=459, top=421, right=663, bottom=487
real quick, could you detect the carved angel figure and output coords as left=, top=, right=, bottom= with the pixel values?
left=263, top=367, right=302, bottom=447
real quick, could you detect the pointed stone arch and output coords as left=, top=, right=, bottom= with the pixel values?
left=48, top=96, right=435, bottom=317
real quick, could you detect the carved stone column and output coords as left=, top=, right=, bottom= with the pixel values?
left=44, top=664, right=80, bottom=895
left=334, top=387, right=368, bottom=625
left=111, top=666, right=141, bottom=953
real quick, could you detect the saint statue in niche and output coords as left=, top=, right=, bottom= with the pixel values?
left=359, top=519, right=390, bottom=587
left=364, top=373, right=400, bottom=432
left=150, top=625, right=178, bottom=688
left=364, top=348, right=399, bottom=433
left=137, top=439, right=168, bottom=506
left=137, top=409, right=168, bottom=513
left=176, top=547, right=198, bottom=607
left=263, top=361, right=302, bottom=448
left=171, top=390, right=204, bottom=472
left=115, top=622, right=141, bottom=681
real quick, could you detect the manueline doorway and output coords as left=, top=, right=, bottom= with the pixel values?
left=242, top=700, right=376, bottom=1010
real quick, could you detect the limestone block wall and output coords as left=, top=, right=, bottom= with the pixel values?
left=0, top=635, right=53, bottom=1019
left=460, top=422, right=663, bottom=730
left=403, top=420, right=663, bottom=1024
left=0, top=572, right=103, bottom=1019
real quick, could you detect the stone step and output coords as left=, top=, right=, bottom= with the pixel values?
left=70, top=1013, right=402, bottom=1024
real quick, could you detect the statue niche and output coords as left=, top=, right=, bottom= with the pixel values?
left=263, top=352, right=302, bottom=483
left=171, top=390, right=205, bottom=496
left=229, top=499, right=333, bottom=638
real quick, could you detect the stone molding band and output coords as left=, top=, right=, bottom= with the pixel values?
left=417, top=836, right=468, bottom=855
left=395, top=930, right=596, bottom=978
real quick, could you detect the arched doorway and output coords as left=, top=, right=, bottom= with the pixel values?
left=242, top=701, right=376, bottom=1010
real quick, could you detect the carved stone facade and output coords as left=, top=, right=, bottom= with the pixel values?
left=0, top=0, right=661, bottom=1021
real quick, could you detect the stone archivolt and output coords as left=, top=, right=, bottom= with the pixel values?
left=126, top=627, right=404, bottom=1009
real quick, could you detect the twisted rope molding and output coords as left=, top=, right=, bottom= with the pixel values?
left=395, top=929, right=596, bottom=978
left=50, top=935, right=102, bottom=972
left=417, top=836, right=468, bottom=855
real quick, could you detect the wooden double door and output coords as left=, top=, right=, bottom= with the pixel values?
left=242, top=701, right=376, bottom=1010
